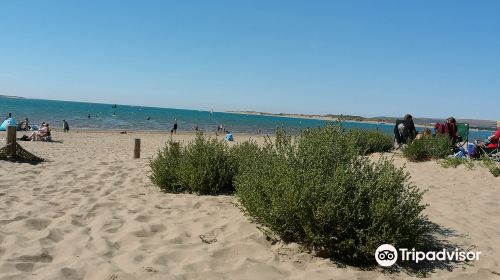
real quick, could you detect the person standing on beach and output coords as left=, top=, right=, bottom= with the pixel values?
left=394, top=114, right=417, bottom=145
left=63, top=120, right=70, bottom=133
left=172, top=119, right=178, bottom=134
left=24, top=118, right=30, bottom=130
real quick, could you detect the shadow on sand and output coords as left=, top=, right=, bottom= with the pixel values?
left=388, top=222, right=476, bottom=278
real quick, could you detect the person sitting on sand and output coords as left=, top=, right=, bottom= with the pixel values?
left=28, top=122, right=50, bottom=141
left=435, top=117, right=459, bottom=144
left=17, top=118, right=31, bottom=131
left=415, top=127, right=432, bottom=140
left=224, top=131, right=234, bottom=141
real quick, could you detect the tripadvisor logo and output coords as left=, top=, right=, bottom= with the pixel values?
left=375, top=244, right=398, bottom=267
left=375, top=244, right=481, bottom=267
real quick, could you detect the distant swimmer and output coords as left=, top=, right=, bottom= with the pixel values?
left=112, top=111, right=116, bottom=116
left=88, top=114, right=91, bottom=119
left=146, top=116, right=151, bottom=120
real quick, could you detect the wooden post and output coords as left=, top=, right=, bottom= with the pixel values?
left=134, top=138, right=141, bottom=159
left=6, top=126, right=16, bottom=158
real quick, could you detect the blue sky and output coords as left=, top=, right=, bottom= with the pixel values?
left=1, top=1, right=499, bottom=120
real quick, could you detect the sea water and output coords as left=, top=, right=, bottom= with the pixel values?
left=0, top=96, right=493, bottom=140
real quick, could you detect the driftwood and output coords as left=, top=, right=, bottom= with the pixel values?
left=0, top=126, right=44, bottom=162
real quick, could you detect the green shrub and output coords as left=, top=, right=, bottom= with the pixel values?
left=440, top=157, right=474, bottom=169
left=402, top=135, right=453, bottom=162
left=230, top=140, right=261, bottom=173
left=235, top=124, right=432, bottom=263
left=481, top=157, right=500, bottom=177
left=150, top=139, right=183, bottom=192
left=150, top=133, right=236, bottom=194
left=348, top=129, right=393, bottom=154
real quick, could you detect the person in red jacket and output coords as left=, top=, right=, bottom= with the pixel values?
left=434, top=117, right=459, bottom=144
left=485, top=121, right=500, bottom=150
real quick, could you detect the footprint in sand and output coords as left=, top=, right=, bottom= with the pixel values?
left=40, top=228, right=64, bottom=245
left=134, top=215, right=150, bottom=223
left=15, top=262, right=34, bottom=272
left=25, top=218, right=51, bottom=230
left=133, top=224, right=166, bottom=238
left=0, top=215, right=29, bottom=226
left=60, top=267, right=81, bottom=280
left=133, top=255, right=144, bottom=263
left=18, top=252, right=53, bottom=263
left=71, top=214, right=86, bottom=227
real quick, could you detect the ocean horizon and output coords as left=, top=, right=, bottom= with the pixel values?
left=1, top=95, right=494, bottom=140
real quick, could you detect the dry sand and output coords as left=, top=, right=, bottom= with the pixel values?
left=0, top=130, right=499, bottom=280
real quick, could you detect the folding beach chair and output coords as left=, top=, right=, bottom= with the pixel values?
left=456, top=123, right=469, bottom=149
left=480, top=142, right=500, bottom=162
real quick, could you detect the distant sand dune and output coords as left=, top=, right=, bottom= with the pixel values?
left=0, top=130, right=499, bottom=279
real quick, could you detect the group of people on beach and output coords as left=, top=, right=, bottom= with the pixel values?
left=394, top=113, right=500, bottom=158
left=1, top=112, right=72, bottom=142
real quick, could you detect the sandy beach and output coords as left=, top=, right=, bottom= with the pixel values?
left=0, top=130, right=499, bottom=280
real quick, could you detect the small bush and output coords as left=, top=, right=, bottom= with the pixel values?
left=440, top=157, right=474, bottom=169
left=150, top=133, right=236, bottom=194
left=348, top=129, right=394, bottom=154
left=481, top=157, right=500, bottom=177
left=402, top=135, right=453, bottom=162
left=230, top=140, right=261, bottom=173
left=150, top=139, right=183, bottom=192
left=235, top=125, right=432, bottom=263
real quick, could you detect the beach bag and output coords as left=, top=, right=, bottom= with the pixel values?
left=225, top=133, right=233, bottom=141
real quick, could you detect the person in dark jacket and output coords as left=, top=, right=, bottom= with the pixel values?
left=394, top=114, right=418, bottom=145
left=63, top=120, right=70, bottom=133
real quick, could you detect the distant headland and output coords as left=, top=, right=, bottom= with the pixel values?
left=227, top=111, right=497, bottom=131
left=0, top=94, right=25, bottom=99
